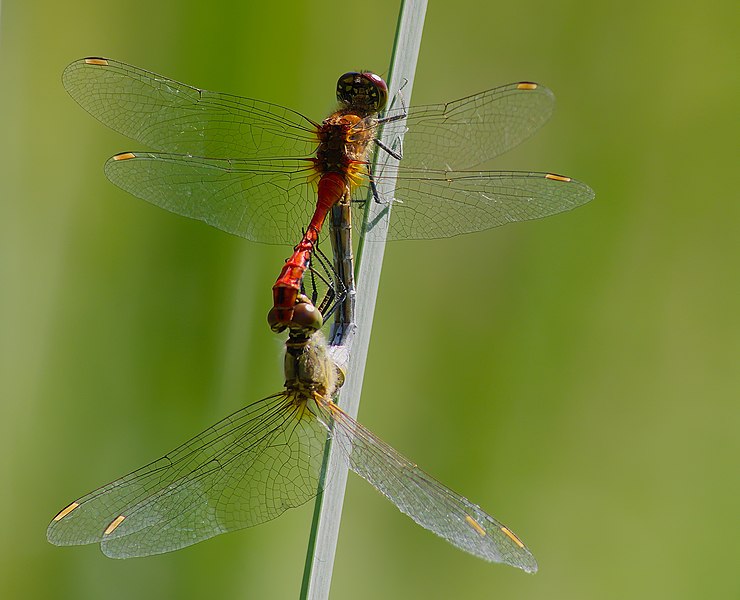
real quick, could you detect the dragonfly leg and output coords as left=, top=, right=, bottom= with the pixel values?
left=375, top=89, right=407, bottom=161
left=376, top=111, right=407, bottom=125
left=302, top=255, right=319, bottom=307
left=373, top=137, right=402, bottom=160
left=368, top=167, right=381, bottom=204
left=366, top=164, right=403, bottom=205
left=311, top=243, right=345, bottom=321
left=380, top=78, right=409, bottom=117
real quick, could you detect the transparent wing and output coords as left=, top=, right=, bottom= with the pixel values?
left=107, top=155, right=594, bottom=244
left=69, top=61, right=590, bottom=245
left=62, top=58, right=319, bottom=158
left=354, top=170, right=595, bottom=241
left=47, top=394, right=329, bottom=558
left=380, top=82, right=555, bottom=171
left=316, top=399, right=538, bottom=573
left=104, top=152, right=319, bottom=244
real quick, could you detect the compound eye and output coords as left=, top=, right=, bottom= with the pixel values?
left=336, top=72, right=362, bottom=105
left=291, top=301, right=323, bottom=331
left=362, top=72, right=388, bottom=112
left=267, top=307, right=288, bottom=333
left=336, top=71, right=389, bottom=113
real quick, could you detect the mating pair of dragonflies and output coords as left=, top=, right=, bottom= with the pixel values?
left=47, top=57, right=594, bottom=573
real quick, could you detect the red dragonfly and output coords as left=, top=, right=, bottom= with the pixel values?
left=63, top=58, right=594, bottom=330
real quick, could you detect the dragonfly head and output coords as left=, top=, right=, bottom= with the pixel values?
left=290, top=297, right=324, bottom=332
left=336, top=71, right=388, bottom=115
left=268, top=294, right=324, bottom=334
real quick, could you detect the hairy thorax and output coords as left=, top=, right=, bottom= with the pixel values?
left=314, top=111, right=378, bottom=189
left=283, top=331, right=344, bottom=403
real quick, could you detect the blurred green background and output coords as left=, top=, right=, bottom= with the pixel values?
left=1, top=0, right=737, bottom=598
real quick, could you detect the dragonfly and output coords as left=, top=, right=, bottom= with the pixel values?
left=62, top=58, right=594, bottom=332
left=47, top=294, right=538, bottom=573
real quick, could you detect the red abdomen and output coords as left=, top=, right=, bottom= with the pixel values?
left=268, top=172, right=347, bottom=332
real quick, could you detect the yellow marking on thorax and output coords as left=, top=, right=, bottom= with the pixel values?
left=345, top=163, right=367, bottom=189
left=340, top=113, right=363, bottom=127
left=500, top=525, right=525, bottom=548
left=517, top=82, right=538, bottom=90
left=113, top=152, right=137, bottom=161
left=53, top=501, right=79, bottom=521
left=85, top=58, right=109, bottom=66
left=545, top=173, right=572, bottom=182
left=465, top=515, right=487, bottom=537
left=104, top=515, right=126, bottom=536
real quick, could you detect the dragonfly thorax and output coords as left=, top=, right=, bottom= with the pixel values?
left=284, top=330, right=343, bottom=399
left=314, top=113, right=376, bottom=189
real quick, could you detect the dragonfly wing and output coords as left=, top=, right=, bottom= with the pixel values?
left=316, top=399, right=538, bottom=573
left=358, top=169, right=594, bottom=241
left=63, top=58, right=319, bottom=158
left=380, top=82, right=555, bottom=171
left=104, top=152, right=318, bottom=244
left=47, top=394, right=329, bottom=558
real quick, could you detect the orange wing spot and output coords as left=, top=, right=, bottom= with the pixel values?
left=84, top=58, right=109, bottom=66
left=545, top=173, right=572, bottom=182
left=113, top=152, right=137, bottom=161
left=104, top=515, right=126, bottom=536
left=53, top=501, right=80, bottom=521
left=500, top=525, right=525, bottom=548
left=517, top=82, right=538, bottom=91
left=465, top=515, right=487, bottom=537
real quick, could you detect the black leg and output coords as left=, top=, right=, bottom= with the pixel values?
left=373, top=137, right=402, bottom=160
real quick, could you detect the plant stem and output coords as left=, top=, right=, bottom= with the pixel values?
left=300, top=1, right=427, bottom=598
